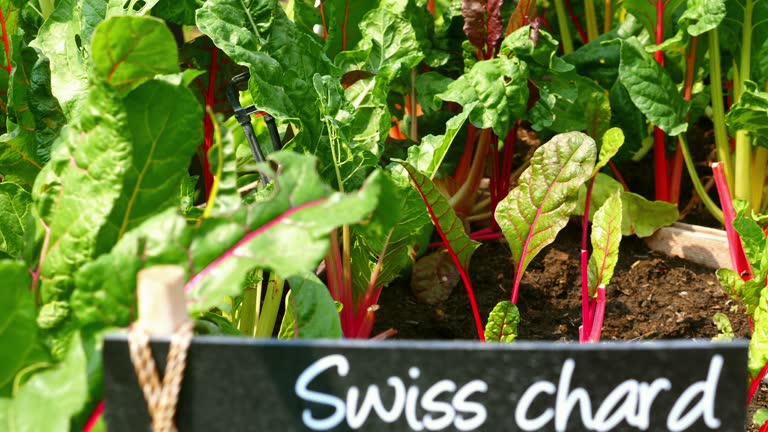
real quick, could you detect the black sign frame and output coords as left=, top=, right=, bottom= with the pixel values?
left=103, top=336, right=748, bottom=431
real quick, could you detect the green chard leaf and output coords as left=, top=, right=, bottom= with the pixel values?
left=501, top=25, right=573, bottom=75
left=186, top=170, right=387, bottom=314
left=351, top=184, right=431, bottom=297
left=587, top=192, right=623, bottom=294
left=279, top=272, right=343, bottom=339
left=91, top=16, right=180, bottom=94
left=679, top=0, right=726, bottom=37
left=617, top=37, right=689, bottom=136
left=0, top=261, right=40, bottom=392
left=485, top=300, right=521, bottom=342
left=34, top=88, right=132, bottom=305
left=74, top=148, right=381, bottom=324
left=733, top=211, right=768, bottom=272
left=529, top=70, right=609, bottom=135
left=400, top=162, right=480, bottom=269
left=0, top=35, right=66, bottom=188
left=749, top=288, right=768, bottom=378
left=726, top=81, right=768, bottom=148
left=343, top=5, right=425, bottom=85
left=754, top=408, right=768, bottom=427
left=406, top=105, right=475, bottom=179
left=99, top=80, right=202, bottom=246
left=496, top=132, right=597, bottom=276
left=415, top=71, right=453, bottom=114
left=596, top=128, right=625, bottom=173
left=0, top=183, right=32, bottom=258
left=437, top=56, right=529, bottom=137
left=716, top=268, right=762, bottom=316
left=197, top=0, right=336, bottom=152
left=31, top=0, right=105, bottom=117
left=8, top=332, right=88, bottom=432
left=712, top=312, right=735, bottom=342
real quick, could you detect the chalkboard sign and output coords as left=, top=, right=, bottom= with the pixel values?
left=103, top=336, right=748, bottom=431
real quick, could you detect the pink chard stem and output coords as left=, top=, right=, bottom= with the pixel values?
left=713, top=163, right=751, bottom=278
left=581, top=175, right=597, bottom=339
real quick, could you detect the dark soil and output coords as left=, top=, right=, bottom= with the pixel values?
left=372, top=220, right=765, bottom=430
left=373, top=220, right=749, bottom=342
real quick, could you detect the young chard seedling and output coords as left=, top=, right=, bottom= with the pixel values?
left=581, top=192, right=622, bottom=343
left=581, top=128, right=624, bottom=342
left=489, top=131, right=597, bottom=342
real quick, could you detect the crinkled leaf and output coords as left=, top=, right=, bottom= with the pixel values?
left=462, top=0, right=503, bottom=53
left=0, top=183, right=32, bottom=258
left=588, top=192, right=622, bottom=294
left=10, top=332, right=88, bottom=432
left=501, top=26, right=573, bottom=74
left=679, top=0, right=726, bottom=36
left=106, top=0, right=161, bottom=15
left=529, top=70, right=608, bottom=134
left=34, top=89, right=132, bottom=304
left=406, top=104, right=475, bottom=179
left=712, top=312, right=735, bottom=342
left=101, top=80, right=202, bottom=244
left=618, top=37, right=689, bottom=136
left=197, top=0, right=335, bottom=154
left=733, top=211, right=768, bottom=272
left=72, top=151, right=334, bottom=329
left=0, top=261, right=37, bottom=391
left=356, top=6, right=424, bottom=83
left=194, top=0, right=274, bottom=66
left=0, top=36, right=66, bottom=187
left=400, top=162, right=480, bottom=269
left=716, top=267, right=763, bottom=316
left=314, top=74, right=378, bottom=190
left=437, top=56, right=529, bottom=137
left=749, top=288, right=768, bottom=378
left=31, top=0, right=105, bottom=117
left=185, top=171, right=386, bottom=314
left=609, top=81, right=651, bottom=161
left=91, top=16, right=179, bottom=93
left=496, top=132, right=596, bottom=274
left=279, top=272, right=342, bottom=339
left=484, top=300, right=520, bottom=342
left=411, top=249, right=459, bottom=305
left=726, top=81, right=768, bottom=148
left=754, top=408, right=768, bottom=426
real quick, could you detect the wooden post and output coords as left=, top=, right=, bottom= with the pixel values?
left=136, top=265, right=191, bottom=336
left=130, top=265, right=194, bottom=432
